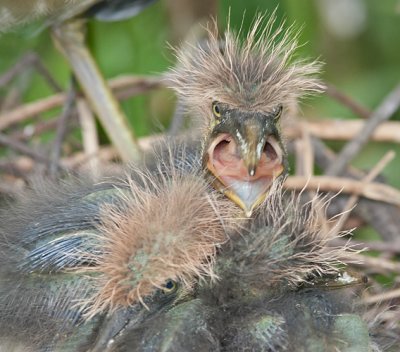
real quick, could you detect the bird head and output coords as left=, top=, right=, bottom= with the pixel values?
left=0, top=148, right=240, bottom=351
left=74, top=158, right=239, bottom=321
left=168, top=14, right=324, bottom=215
left=212, top=186, right=360, bottom=299
left=203, top=102, right=286, bottom=217
left=193, top=186, right=372, bottom=351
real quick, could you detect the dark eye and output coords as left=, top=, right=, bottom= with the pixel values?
left=273, top=105, right=283, bottom=120
left=162, top=279, right=177, bottom=294
left=212, top=102, right=221, bottom=118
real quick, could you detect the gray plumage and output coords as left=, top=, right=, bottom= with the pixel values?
left=0, top=144, right=237, bottom=351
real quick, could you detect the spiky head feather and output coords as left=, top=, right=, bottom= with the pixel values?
left=167, top=14, right=324, bottom=127
left=217, top=181, right=359, bottom=293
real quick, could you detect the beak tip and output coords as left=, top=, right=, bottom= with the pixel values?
left=248, top=166, right=256, bottom=177
left=244, top=209, right=253, bottom=217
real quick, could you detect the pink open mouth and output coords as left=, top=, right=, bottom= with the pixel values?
left=206, top=133, right=284, bottom=214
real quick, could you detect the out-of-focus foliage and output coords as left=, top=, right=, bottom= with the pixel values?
left=0, top=0, right=399, bottom=183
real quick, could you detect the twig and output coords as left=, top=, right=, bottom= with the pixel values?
left=363, top=288, right=400, bottom=305
left=0, top=94, right=66, bottom=131
left=0, top=52, right=62, bottom=92
left=61, top=134, right=163, bottom=169
left=76, top=98, right=100, bottom=175
left=332, top=150, right=396, bottom=235
left=330, top=238, right=400, bottom=254
left=295, top=125, right=332, bottom=234
left=0, top=181, right=24, bottom=196
left=52, top=19, right=142, bottom=162
left=309, top=136, right=400, bottom=242
left=11, top=119, right=60, bottom=141
left=284, top=120, right=400, bottom=143
left=0, top=88, right=21, bottom=114
left=326, top=83, right=400, bottom=176
left=294, top=124, right=314, bottom=177
left=49, top=83, right=77, bottom=176
left=342, top=252, right=400, bottom=273
left=0, top=132, right=52, bottom=165
left=325, top=83, right=371, bottom=119
left=31, top=54, right=63, bottom=93
left=0, top=157, right=34, bottom=178
left=284, top=175, right=400, bottom=206
left=0, top=75, right=163, bottom=131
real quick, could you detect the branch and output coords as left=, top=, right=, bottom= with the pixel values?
left=284, top=175, right=400, bottom=206
left=326, top=83, right=400, bottom=176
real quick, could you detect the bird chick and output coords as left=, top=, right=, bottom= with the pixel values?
left=103, top=184, right=377, bottom=352
left=195, top=185, right=375, bottom=352
left=0, top=149, right=238, bottom=351
left=168, top=15, right=324, bottom=215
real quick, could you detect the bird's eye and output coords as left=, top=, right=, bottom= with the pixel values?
left=212, top=102, right=221, bottom=118
left=162, top=279, right=178, bottom=294
left=272, top=104, right=283, bottom=120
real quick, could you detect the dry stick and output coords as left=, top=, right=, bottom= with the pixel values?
left=12, top=119, right=60, bottom=141
left=342, top=252, right=400, bottom=273
left=0, top=56, right=30, bottom=87
left=61, top=134, right=163, bottom=169
left=31, top=54, right=64, bottom=93
left=284, top=176, right=400, bottom=207
left=284, top=120, right=400, bottom=143
left=325, top=83, right=371, bottom=119
left=330, top=238, right=400, bottom=254
left=0, top=133, right=53, bottom=166
left=0, top=94, right=65, bottom=131
left=326, top=83, right=400, bottom=176
left=49, top=84, right=77, bottom=176
left=310, top=136, right=364, bottom=178
left=295, top=125, right=331, bottom=234
left=0, top=181, right=24, bottom=196
left=0, top=52, right=62, bottom=92
left=363, top=288, right=400, bottom=305
left=367, top=310, right=400, bottom=324
left=76, top=98, right=100, bottom=176
left=0, top=75, right=162, bottom=131
left=0, top=88, right=20, bottom=114
left=310, top=136, right=400, bottom=242
left=52, top=19, right=141, bottom=162
left=0, top=134, right=164, bottom=173
left=294, top=124, right=314, bottom=177
left=331, top=150, right=396, bottom=236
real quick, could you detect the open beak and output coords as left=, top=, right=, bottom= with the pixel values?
left=205, top=115, right=285, bottom=216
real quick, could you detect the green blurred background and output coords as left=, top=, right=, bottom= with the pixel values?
left=0, top=0, right=399, bottom=186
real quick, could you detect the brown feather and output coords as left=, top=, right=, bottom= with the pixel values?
left=73, top=155, right=241, bottom=319
left=167, top=13, right=325, bottom=130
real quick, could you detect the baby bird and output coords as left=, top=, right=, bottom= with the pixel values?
left=0, top=147, right=239, bottom=351
left=108, top=185, right=379, bottom=352
left=167, top=15, right=324, bottom=215
left=203, top=186, right=373, bottom=351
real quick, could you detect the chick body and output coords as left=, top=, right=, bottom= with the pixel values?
left=0, top=145, right=237, bottom=351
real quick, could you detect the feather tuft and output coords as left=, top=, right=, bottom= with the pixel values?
left=167, top=13, right=324, bottom=128
left=73, top=157, right=240, bottom=319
